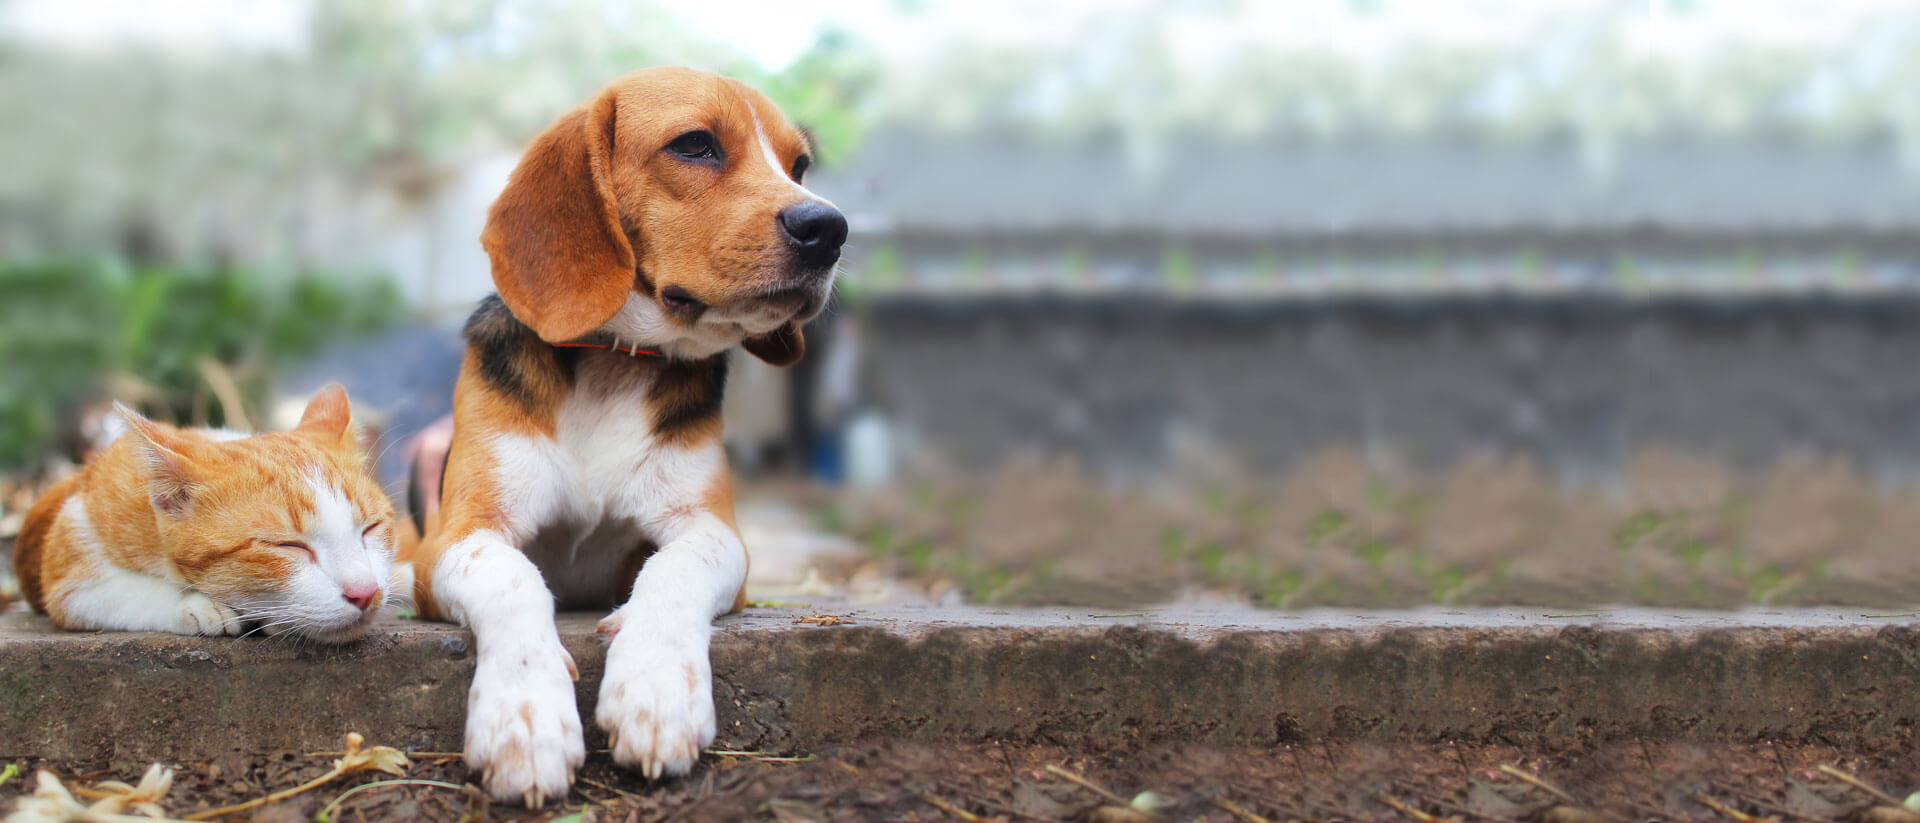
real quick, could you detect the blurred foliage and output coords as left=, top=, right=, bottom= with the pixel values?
left=745, top=27, right=879, bottom=168
left=0, top=0, right=879, bottom=264
left=820, top=0, right=1920, bottom=156
left=0, top=259, right=403, bottom=470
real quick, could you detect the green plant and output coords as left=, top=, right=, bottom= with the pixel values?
left=0, top=258, right=405, bottom=470
left=1162, top=245, right=1196, bottom=290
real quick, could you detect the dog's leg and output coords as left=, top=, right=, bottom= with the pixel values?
left=595, top=508, right=745, bottom=779
left=417, top=527, right=584, bottom=807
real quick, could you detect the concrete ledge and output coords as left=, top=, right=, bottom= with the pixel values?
left=4, top=605, right=1919, bottom=762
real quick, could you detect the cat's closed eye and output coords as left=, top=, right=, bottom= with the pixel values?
left=271, top=541, right=317, bottom=563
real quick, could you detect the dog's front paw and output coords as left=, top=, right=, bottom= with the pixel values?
left=596, top=618, right=715, bottom=780
left=465, top=636, right=585, bottom=807
left=177, top=593, right=241, bottom=636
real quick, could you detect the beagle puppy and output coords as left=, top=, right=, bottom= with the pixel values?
left=400, top=66, right=845, bottom=807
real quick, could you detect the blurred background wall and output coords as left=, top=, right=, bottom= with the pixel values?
left=10, top=0, right=1920, bottom=607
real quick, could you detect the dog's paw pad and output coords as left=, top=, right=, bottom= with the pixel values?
left=596, top=634, right=714, bottom=780
left=465, top=640, right=585, bottom=806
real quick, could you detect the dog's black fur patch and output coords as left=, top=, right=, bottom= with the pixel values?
left=650, top=352, right=729, bottom=439
left=406, top=453, right=428, bottom=538
left=463, top=294, right=542, bottom=409
left=463, top=291, right=728, bottom=438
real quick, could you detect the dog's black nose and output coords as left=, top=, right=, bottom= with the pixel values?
left=778, top=202, right=848, bottom=268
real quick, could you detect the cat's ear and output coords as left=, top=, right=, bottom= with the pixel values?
left=295, top=383, right=355, bottom=443
left=115, top=402, right=200, bottom=517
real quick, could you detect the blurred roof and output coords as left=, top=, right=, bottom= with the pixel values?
left=818, top=131, right=1920, bottom=236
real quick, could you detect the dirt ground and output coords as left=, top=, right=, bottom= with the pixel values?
left=822, top=448, right=1920, bottom=610
left=15, top=738, right=1920, bottom=822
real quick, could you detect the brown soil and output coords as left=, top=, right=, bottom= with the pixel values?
left=820, top=447, right=1920, bottom=610
left=15, top=739, right=1920, bottom=822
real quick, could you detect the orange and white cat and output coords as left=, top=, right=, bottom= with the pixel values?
left=12, top=384, right=397, bottom=643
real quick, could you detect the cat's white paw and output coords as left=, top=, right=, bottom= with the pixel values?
left=464, top=636, right=584, bottom=807
left=596, top=619, right=714, bottom=780
left=177, top=593, right=241, bottom=636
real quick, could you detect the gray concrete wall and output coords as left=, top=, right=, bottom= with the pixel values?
left=858, top=294, right=1920, bottom=480
left=10, top=607, right=1920, bottom=761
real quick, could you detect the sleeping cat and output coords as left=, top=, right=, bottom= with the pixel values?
left=12, top=383, right=397, bottom=643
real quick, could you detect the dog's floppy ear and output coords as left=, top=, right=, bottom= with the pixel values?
left=481, top=91, right=635, bottom=343
left=742, top=322, right=806, bottom=367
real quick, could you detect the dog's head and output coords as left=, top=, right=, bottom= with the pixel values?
left=481, top=66, right=846, bottom=366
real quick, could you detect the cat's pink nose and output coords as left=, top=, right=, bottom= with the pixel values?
left=342, top=585, right=377, bottom=612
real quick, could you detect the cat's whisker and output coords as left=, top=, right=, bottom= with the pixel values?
left=233, top=601, right=310, bottom=638
left=369, top=430, right=406, bottom=468
left=245, top=613, right=297, bottom=636
left=239, top=616, right=304, bottom=640
left=244, top=609, right=303, bottom=623
left=382, top=584, right=415, bottom=611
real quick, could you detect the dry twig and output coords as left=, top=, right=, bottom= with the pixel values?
left=194, top=358, right=253, bottom=433
left=1043, top=764, right=1130, bottom=807
left=1499, top=764, right=1579, bottom=805
left=578, top=775, right=647, bottom=803
left=314, top=778, right=466, bottom=822
left=1210, top=796, right=1275, bottom=823
left=1375, top=791, right=1463, bottom=823
left=917, top=790, right=1006, bottom=822
left=1818, top=764, right=1905, bottom=807
left=1693, top=792, right=1767, bottom=823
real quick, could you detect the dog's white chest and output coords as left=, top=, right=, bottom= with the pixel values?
left=488, top=366, right=724, bottom=605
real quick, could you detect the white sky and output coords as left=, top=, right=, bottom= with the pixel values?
left=652, top=0, right=895, bottom=69
left=0, top=0, right=310, bottom=53
left=4, top=0, right=1917, bottom=68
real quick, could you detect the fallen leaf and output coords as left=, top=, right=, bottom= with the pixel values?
left=1530, top=806, right=1617, bottom=823
left=1083, top=805, right=1155, bottom=823
left=7, top=769, right=190, bottom=823
left=1129, top=791, right=1168, bottom=814
left=336, top=732, right=409, bottom=777
left=85, top=763, right=175, bottom=818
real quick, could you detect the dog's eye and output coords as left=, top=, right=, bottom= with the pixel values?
left=666, top=130, right=719, bottom=163
left=661, top=285, right=705, bottom=312
left=790, top=154, right=811, bottom=183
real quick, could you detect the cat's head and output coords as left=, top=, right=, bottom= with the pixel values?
left=116, top=384, right=396, bottom=643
